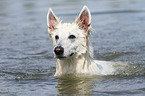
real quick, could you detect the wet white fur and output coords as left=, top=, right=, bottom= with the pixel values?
left=47, top=6, right=115, bottom=77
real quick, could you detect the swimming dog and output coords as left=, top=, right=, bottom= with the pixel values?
left=47, top=6, right=115, bottom=77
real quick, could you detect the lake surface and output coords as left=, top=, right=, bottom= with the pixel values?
left=0, top=0, right=145, bottom=96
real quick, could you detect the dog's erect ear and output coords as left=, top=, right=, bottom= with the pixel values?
left=47, top=8, right=60, bottom=32
left=75, top=6, right=91, bottom=32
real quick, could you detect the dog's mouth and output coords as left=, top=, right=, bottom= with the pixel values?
left=56, top=55, right=66, bottom=60
left=69, top=53, right=74, bottom=56
left=55, top=53, right=74, bottom=60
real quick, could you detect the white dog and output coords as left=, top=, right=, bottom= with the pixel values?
left=47, top=6, right=115, bottom=77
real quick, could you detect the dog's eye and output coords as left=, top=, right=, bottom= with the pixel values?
left=68, top=35, right=76, bottom=39
left=55, top=35, right=59, bottom=40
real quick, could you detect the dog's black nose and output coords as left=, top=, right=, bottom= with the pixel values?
left=54, top=46, right=64, bottom=56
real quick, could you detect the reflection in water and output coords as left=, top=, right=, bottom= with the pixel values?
left=56, top=75, right=102, bottom=95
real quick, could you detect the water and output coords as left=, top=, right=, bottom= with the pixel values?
left=0, top=0, right=145, bottom=95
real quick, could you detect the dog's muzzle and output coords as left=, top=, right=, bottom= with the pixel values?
left=54, top=46, right=74, bottom=59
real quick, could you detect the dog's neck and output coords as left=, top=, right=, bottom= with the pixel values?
left=54, top=41, right=100, bottom=77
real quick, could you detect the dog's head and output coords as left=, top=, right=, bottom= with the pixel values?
left=47, top=6, right=92, bottom=59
